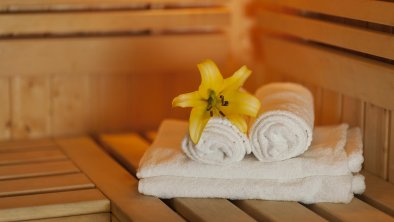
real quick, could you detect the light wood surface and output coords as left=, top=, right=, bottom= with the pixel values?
left=0, top=79, right=10, bottom=140
left=258, top=10, right=394, bottom=60
left=0, top=173, right=94, bottom=197
left=0, top=149, right=66, bottom=165
left=0, top=160, right=79, bottom=180
left=0, top=138, right=56, bottom=151
left=341, top=96, right=364, bottom=128
left=262, top=37, right=394, bottom=111
left=56, top=137, right=185, bottom=222
left=364, top=104, right=389, bottom=179
left=319, top=89, right=342, bottom=125
left=27, top=213, right=110, bottom=222
left=259, top=0, right=394, bottom=26
left=0, top=188, right=110, bottom=222
left=0, top=8, right=229, bottom=35
left=390, top=113, right=394, bottom=183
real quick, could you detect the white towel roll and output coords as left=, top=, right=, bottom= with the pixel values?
left=249, top=83, right=314, bottom=162
left=182, top=117, right=251, bottom=165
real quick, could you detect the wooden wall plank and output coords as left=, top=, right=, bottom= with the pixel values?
left=341, top=95, right=364, bottom=128
left=27, top=213, right=110, bottom=222
left=390, top=111, right=394, bottom=183
left=0, top=34, right=229, bottom=76
left=0, top=160, right=79, bottom=180
left=0, top=189, right=109, bottom=222
left=319, top=89, right=342, bottom=125
left=262, top=37, right=394, bottom=111
left=0, top=139, right=56, bottom=151
left=258, top=10, right=394, bottom=60
left=0, top=173, right=94, bottom=197
left=0, top=8, right=229, bottom=35
left=0, top=78, right=10, bottom=140
left=0, top=149, right=66, bottom=165
left=56, top=137, right=185, bottom=222
left=11, top=76, right=51, bottom=139
left=259, top=0, right=394, bottom=26
left=364, top=103, right=389, bottom=179
left=52, top=75, right=91, bottom=136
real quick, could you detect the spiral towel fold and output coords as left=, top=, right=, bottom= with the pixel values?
left=137, top=120, right=365, bottom=203
left=182, top=117, right=251, bottom=165
left=249, top=83, right=314, bottom=162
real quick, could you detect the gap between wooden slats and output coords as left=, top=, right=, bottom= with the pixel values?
left=0, top=160, right=79, bottom=180
left=56, top=137, right=185, bottom=222
left=258, top=10, right=394, bottom=60
left=0, top=189, right=109, bottom=222
left=0, top=8, right=229, bottom=36
left=98, top=133, right=258, bottom=222
left=258, top=0, right=394, bottom=26
left=0, top=149, right=66, bottom=165
left=0, top=173, right=94, bottom=197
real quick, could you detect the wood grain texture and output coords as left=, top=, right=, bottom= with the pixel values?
left=258, top=10, right=394, bottom=60
left=262, top=37, right=394, bottom=111
left=364, top=104, right=389, bottom=179
left=0, top=149, right=66, bottom=165
left=11, top=76, right=51, bottom=139
left=359, top=171, right=394, bottom=217
left=0, top=173, right=94, bottom=197
left=56, top=137, right=185, bottom=222
left=390, top=111, right=394, bottom=183
left=341, top=95, right=364, bottom=128
left=0, top=79, right=10, bottom=140
left=259, top=0, right=394, bottom=26
left=234, top=200, right=327, bottom=222
left=308, top=198, right=393, bottom=222
left=26, top=213, right=110, bottom=222
left=319, top=89, right=342, bottom=125
left=0, top=8, right=229, bottom=35
left=0, top=189, right=109, bottom=222
left=52, top=75, right=91, bottom=136
left=0, top=160, right=79, bottom=180
left=0, top=138, right=56, bottom=152
left=0, top=34, right=229, bottom=76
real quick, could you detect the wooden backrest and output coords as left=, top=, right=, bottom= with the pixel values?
left=0, top=0, right=231, bottom=140
left=253, top=0, right=394, bottom=182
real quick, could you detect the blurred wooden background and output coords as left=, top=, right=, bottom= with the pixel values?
left=0, top=0, right=393, bottom=183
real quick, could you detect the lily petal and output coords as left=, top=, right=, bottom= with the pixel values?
left=189, top=107, right=210, bottom=144
left=223, top=65, right=251, bottom=92
left=227, top=115, right=248, bottom=133
left=172, top=91, right=205, bottom=108
left=197, top=59, right=224, bottom=99
left=221, top=91, right=261, bottom=117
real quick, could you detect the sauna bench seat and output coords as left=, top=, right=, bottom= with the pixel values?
left=0, top=135, right=393, bottom=222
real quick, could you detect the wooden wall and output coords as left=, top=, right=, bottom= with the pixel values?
left=0, top=0, right=232, bottom=140
left=252, top=0, right=394, bottom=182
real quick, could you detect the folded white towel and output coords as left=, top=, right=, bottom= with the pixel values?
left=182, top=117, right=251, bottom=165
left=137, top=120, right=365, bottom=203
left=249, top=83, right=314, bottom=162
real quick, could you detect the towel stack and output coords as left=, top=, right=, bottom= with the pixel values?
left=137, top=83, right=365, bottom=204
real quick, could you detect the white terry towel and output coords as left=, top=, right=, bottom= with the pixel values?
left=249, top=83, right=314, bottom=162
left=182, top=117, right=251, bottom=165
left=137, top=120, right=365, bottom=203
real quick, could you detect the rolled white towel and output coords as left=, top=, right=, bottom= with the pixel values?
left=182, top=117, right=251, bottom=165
left=249, top=83, right=314, bottom=162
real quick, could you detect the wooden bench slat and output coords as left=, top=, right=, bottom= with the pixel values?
left=111, top=215, right=121, bottom=222
left=0, top=149, right=66, bottom=165
left=0, top=173, right=94, bottom=197
left=309, top=198, right=393, bottom=222
left=0, top=8, right=229, bottom=36
left=233, top=200, right=327, bottom=222
left=259, top=0, right=394, bottom=26
left=22, top=213, right=110, bottom=222
left=0, top=188, right=109, bottom=222
left=99, top=133, right=256, bottom=222
left=56, top=137, right=185, bottom=222
left=0, top=139, right=56, bottom=151
left=258, top=10, right=394, bottom=60
left=0, top=160, right=79, bottom=180
left=359, top=171, right=394, bottom=217
left=263, top=36, right=394, bottom=111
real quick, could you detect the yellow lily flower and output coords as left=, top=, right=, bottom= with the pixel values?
left=172, top=59, right=261, bottom=144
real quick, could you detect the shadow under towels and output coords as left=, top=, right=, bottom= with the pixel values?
left=137, top=120, right=365, bottom=204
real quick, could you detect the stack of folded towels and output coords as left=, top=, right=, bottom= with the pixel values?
left=137, top=83, right=365, bottom=204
